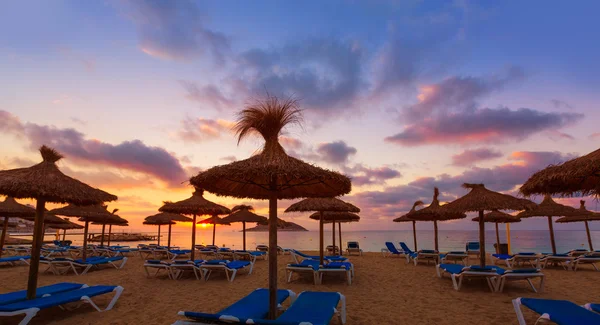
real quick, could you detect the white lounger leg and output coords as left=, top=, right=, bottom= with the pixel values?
left=512, top=298, right=527, bottom=325
left=228, top=269, right=237, bottom=282
left=0, top=307, right=40, bottom=325
left=82, top=286, right=124, bottom=312
left=337, top=293, right=347, bottom=324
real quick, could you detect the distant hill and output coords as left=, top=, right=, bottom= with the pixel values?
left=245, top=221, right=308, bottom=232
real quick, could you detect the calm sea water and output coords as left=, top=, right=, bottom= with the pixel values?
left=36, top=229, right=600, bottom=253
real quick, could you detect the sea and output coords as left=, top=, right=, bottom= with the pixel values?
left=28, top=229, right=600, bottom=254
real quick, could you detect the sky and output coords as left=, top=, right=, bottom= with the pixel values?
left=1, top=0, right=599, bottom=233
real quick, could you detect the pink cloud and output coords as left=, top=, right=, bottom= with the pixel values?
left=451, top=148, right=503, bottom=166
left=177, top=116, right=234, bottom=143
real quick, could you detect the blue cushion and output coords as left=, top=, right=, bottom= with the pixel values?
left=0, top=286, right=117, bottom=312
left=0, top=282, right=84, bottom=306
left=252, top=291, right=340, bottom=325
left=519, top=298, right=600, bottom=325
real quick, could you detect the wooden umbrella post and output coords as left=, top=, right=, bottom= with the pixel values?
left=242, top=221, right=246, bottom=251
left=338, top=222, right=342, bottom=255
left=107, top=224, right=112, bottom=247
left=62, top=229, right=67, bottom=242
left=433, top=220, right=439, bottom=252
left=267, top=178, right=278, bottom=320
left=547, top=216, right=557, bottom=255
left=478, top=210, right=486, bottom=267
left=100, top=223, right=106, bottom=247
left=495, top=223, right=500, bottom=254
left=212, top=220, right=216, bottom=246
left=584, top=220, right=594, bottom=251
left=319, top=211, right=324, bottom=265
left=82, top=220, right=89, bottom=262
left=332, top=215, right=336, bottom=254
left=157, top=224, right=161, bottom=246
left=27, top=199, right=46, bottom=300
left=167, top=222, right=172, bottom=250
left=191, top=214, right=196, bottom=261
left=506, top=223, right=512, bottom=255
left=412, top=220, right=417, bottom=251
left=0, top=217, right=8, bottom=258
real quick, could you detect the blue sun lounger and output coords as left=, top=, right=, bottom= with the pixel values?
left=399, top=242, right=418, bottom=263
left=290, top=250, right=347, bottom=264
left=286, top=260, right=353, bottom=285
left=492, top=252, right=540, bottom=268
left=437, top=264, right=544, bottom=292
left=0, top=285, right=124, bottom=325
left=513, top=297, right=600, bottom=325
left=174, top=288, right=295, bottom=325
left=584, top=303, right=600, bottom=313
left=199, top=260, right=253, bottom=282
left=0, top=283, right=87, bottom=306
left=383, top=242, right=405, bottom=258
left=49, top=256, right=128, bottom=275
left=0, top=256, right=30, bottom=266
left=250, top=291, right=347, bottom=325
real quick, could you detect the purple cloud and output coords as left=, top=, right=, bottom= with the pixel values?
left=550, top=99, right=573, bottom=110
left=177, top=116, right=233, bottom=143
left=346, top=164, right=402, bottom=186
left=179, top=80, right=234, bottom=110
left=315, top=141, right=357, bottom=164
left=451, top=148, right=503, bottom=166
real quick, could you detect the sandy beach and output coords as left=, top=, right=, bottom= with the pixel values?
left=1, top=252, right=599, bottom=325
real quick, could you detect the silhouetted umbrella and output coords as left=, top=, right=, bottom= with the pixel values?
left=0, top=146, right=116, bottom=299
left=222, top=205, right=267, bottom=250
left=407, top=188, right=466, bottom=251
left=556, top=200, right=600, bottom=251
left=0, top=197, right=35, bottom=257
left=472, top=210, right=521, bottom=253
left=442, top=183, right=535, bottom=267
left=49, top=218, right=84, bottom=242
left=393, top=201, right=423, bottom=251
left=286, top=198, right=359, bottom=264
left=144, top=212, right=192, bottom=249
left=516, top=194, right=583, bottom=254
left=309, top=211, right=360, bottom=253
left=520, top=148, right=600, bottom=197
left=198, top=215, right=231, bottom=246
left=50, top=204, right=121, bottom=260
left=92, top=214, right=128, bottom=246
left=159, top=188, right=230, bottom=260
left=190, top=95, right=351, bottom=318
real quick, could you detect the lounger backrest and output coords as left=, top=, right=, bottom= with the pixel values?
left=399, top=242, right=413, bottom=254
left=347, top=242, right=359, bottom=249
left=466, top=242, right=479, bottom=251
left=385, top=242, right=400, bottom=254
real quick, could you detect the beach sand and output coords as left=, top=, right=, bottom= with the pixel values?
left=1, top=252, right=599, bottom=324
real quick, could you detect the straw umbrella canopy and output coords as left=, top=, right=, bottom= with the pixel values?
left=48, top=218, right=84, bottom=242
left=472, top=210, right=521, bottom=254
left=144, top=212, right=192, bottom=249
left=408, top=188, right=466, bottom=252
left=197, top=215, right=231, bottom=246
left=556, top=200, right=600, bottom=251
left=0, top=197, right=36, bottom=257
left=0, top=146, right=116, bottom=299
left=309, top=211, right=359, bottom=253
left=189, top=96, right=351, bottom=318
left=221, top=205, right=267, bottom=250
left=159, top=188, right=231, bottom=260
left=92, top=214, right=128, bottom=247
left=50, top=204, right=121, bottom=260
left=516, top=194, right=583, bottom=254
left=393, top=201, right=423, bottom=251
left=442, top=183, right=536, bottom=267
left=520, top=148, right=600, bottom=197
left=286, top=198, right=359, bottom=264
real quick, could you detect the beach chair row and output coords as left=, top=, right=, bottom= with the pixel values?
left=0, top=282, right=124, bottom=325
left=436, top=263, right=545, bottom=293
left=493, top=250, right=600, bottom=271
left=40, top=256, right=128, bottom=275
left=384, top=242, right=470, bottom=265
left=287, top=250, right=354, bottom=285
left=144, top=259, right=254, bottom=282
left=173, top=288, right=346, bottom=325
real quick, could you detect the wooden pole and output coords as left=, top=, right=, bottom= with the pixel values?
left=107, top=224, right=112, bottom=246
left=82, top=220, right=89, bottom=262
left=506, top=223, right=512, bottom=255
left=0, top=217, right=9, bottom=258
left=242, top=221, right=246, bottom=251
left=585, top=221, right=594, bottom=251
left=338, top=222, right=342, bottom=255
left=62, top=229, right=67, bottom=242
left=433, top=220, right=439, bottom=252
left=495, top=223, right=500, bottom=254
left=27, top=199, right=46, bottom=300
left=479, top=210, right=486, bottom=267
left=332, top=216, right=336, bottom=254
left=267, top=177, right=278, bottom=320
left=319, top=211, right=324, bottom=265
left=191, top=214, right=196, bottom=261
left=167, top=222, right=172, bottom=250
left=412, top=220, right=417, bottom=251
left=157, top=224, right=161, bottom=246
left=547, top=216, right=557, bottom=255
left=212, top=220, right=216, bottom=246
left=100, top=223, right=106, bottom=247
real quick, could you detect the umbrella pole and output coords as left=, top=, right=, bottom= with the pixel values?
left=191, top=214, right=197, bottom=261
left=338, top=222, right=342, bottom=256
left=433, top=220, right=439, bottom=252
left=157, top=224, right=161, bottom=246
left=243, top=221, right=246, bottom=251
left=506, top=223, right=512, bottom=255
left=27, top=199, right=46, bottom=300
left=212, top=222, right=216, bottom=246
left=267, top=179, right=278, bottom=320
left=495, top=223, right=500, bottom=254
left=168, top=222, right=172, bottom=250
left=547, top=216, right=557, bottom=255
left=332, top=216, right=336, bottom=254
left=478, top=210, right=486, bottom=267
left=100, top=223, right=106, bottom=247
left=62, top=229, right=67, bottom=242
left=585, top=221, right=594, bottom=251
left=0, top=217, right=9, bottom=258
left=412, top=220, right=417, bottom=251
left=319, top=211, right=324, bottom=265
left=108, top=225, right=112, bottom=247
left=82, top=221, right=89, bottom=262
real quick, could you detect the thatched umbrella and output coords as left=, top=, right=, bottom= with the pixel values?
left=159, top=188, right=231, bottom=260
left=198, top=215, right=231, bottom=246
left=92, top=214, right=128, bottom=247
left=0, top=197, right=35, bottom=257
left=144, top=212, right=192, bottom=249
left=520, top=148, right=600, bottom=197
left=393, top=201, right=423, bottom=251
left=556, top=200, right=600, bottom=251
left=309, top=211, right=359, bottom=253
left=516, top=194, right=583, bottom=254
left=472, top=210, right=521, bottom=254
left=442, top=184, right=536, bottom=267
left=48, top=218, right=84, bottom=242
left=0, top=146, right=116, bottom=299
left=286, top=198, right=359, bottom=264
left=50, top=204, right=121, bottom=260
left=221, top=205, right=267, bottom=250
left=408, top=188, right=466, bottom=251
left=189, top=95, right=351, bottom=318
